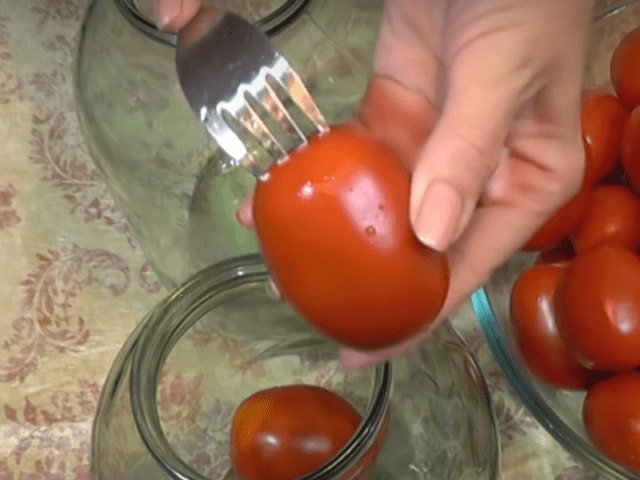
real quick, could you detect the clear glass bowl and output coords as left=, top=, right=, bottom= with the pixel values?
left=92, top=254, right=500, bottom=479
left=472, top=6, right=640, bottom=477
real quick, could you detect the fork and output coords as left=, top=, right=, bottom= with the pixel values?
left=175, top=10, right=330, bottom=178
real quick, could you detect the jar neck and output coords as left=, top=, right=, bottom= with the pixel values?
left=112, top=0, right=314, bottom=46
left=128, top=254, right=393, bottom=480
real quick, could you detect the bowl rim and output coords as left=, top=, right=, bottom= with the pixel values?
left=472, top=286, right=640, bottom=480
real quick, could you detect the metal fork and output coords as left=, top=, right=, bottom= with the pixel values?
left=175, top=10, right=329, bottom=178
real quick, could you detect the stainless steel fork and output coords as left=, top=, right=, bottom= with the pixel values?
left=176, top=10, right=329, bottom=178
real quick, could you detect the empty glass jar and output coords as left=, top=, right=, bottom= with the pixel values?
left=74, top=0, right=384, bottom=288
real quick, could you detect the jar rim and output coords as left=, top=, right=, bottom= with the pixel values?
left=112, top=0, right=313, bottom=46
left=128, top=253, right=393, bottom=480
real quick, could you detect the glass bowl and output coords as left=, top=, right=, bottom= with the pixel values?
left=92, top=254, right=500, bottom=479
left=472, top=5, right=640, bottom=478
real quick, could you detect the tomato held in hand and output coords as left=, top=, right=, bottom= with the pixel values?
left=581, top=90, right=628, bottom=185
left=571, top=184, right=640, bottom=253
left=583, top=372, right=640, bottom=474
left=611, top=26, right=640, bottom=108
left=230, top=385, right=361, bottom=480
left=555, top=244, right=640, bottom=371
left=253, top=124, right=450, bottom=350
left=510, top=264, right=594, bottom=389
left=621, top=106, right=640, bottom=194
left=523, top=182, right=591, bottom=252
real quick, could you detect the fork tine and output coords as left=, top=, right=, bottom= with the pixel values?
left=240, top=96, right=289, bottom=162
left=275, top=68, right=330, bottom=137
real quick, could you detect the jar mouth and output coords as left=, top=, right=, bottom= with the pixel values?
left=128, top=253, right=393, bottom=480
left=112, top=0, right=313, bottom=46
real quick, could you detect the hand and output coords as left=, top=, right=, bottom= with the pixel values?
left=154, top=0, right=202, bottom=30
left=155, top=0, right=594, bottom=369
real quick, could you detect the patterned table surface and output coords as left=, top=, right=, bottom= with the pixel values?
left=0, top=1, right=608, bottom=479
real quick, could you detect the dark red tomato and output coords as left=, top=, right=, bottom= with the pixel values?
left=510, top=264, right=594, bottom=389
left=555, top=244, right=640, bottom=371
left=358, top=76, right=437, bottom=171
left=581, top=90, right=629, bottom=184
left=230, top=385, right=361, bottom=480
left=621, top=105, right=640, bottom=194
left=583, top=372, right=640, bottom=474
left=571, top=184, right=640, bottom=253
left=535, top=236, right=575, bottom=266
left=253, top=124, right=450, bottom=350
left=611, top=26, right=640, bottom=108
left=523, top=182, right=591, bottom=251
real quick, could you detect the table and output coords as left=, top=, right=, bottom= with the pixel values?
left=0, top=0, right=606, bottom=478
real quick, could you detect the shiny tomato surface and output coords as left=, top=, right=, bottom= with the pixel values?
left=571, top=184, right=640, bottom=253
left=581, top=90, right=628, bottom=184
left=621, top=105, right=640, bottom=194
left=523, top=182, right=591, bottom=251
left=230, top=385, right=361, bottom=480
left=253, top=124, right=450, bottom=350
left=510, top=264, right=594, bottom=389
left=583, top=372, right=640, bottom=474
left=611, top=26, right=640, bottom=108
left=555, top=244, right=640, bottom=371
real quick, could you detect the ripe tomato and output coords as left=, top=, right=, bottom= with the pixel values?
left=230, top=385, right=361, bottom=480
left=571, top=184, right=640, bottom=253
left=510, top=264, right=594, bottom=389
left=253, top=124, right=450, bottom=350
left=535, top=236, right=575, bottom=266
left=555, top=244, right=640, bottom=371
left=583, top=372, right=640, bottom=474
left=621, top=105, right=640, bottom=194
left=580, top=90, right=628, bottom=184
left=611, top=26, right=640, bottom=108
left=523, top=182, right=591, bottom=251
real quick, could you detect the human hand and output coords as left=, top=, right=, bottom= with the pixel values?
left=154, top=0, right=202, bottom=30
left=341, top=0, right=594, bottom=368
left=154, top=0, right=595, bottom=369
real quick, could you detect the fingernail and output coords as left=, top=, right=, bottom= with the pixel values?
left=155, top=0, right=180, bottom=29
left=414, top=181, right=464, bottom=251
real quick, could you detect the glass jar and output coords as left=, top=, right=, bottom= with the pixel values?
left=73, top=0, right=384, bottom=288
left=91, top=254, right=500, bottom=480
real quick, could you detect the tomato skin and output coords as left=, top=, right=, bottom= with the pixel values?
left=230, top=385, right=361, bottom=480
left=611, top=26, right=640, bottom=108
left=253, top=124, right=450, bottom=350
left=583, top=372, right=640, bottom=474
left=555, top=244, right=640, bottom=371
left=523, top=182, right=591, bottom=252
left=621, top=106, right=640, bottom=194
left=581, top=91, right=629, bottom=184
left=535, top=236, right=575, bottom=266
left=510, top=264, right=594, bottom=389
left=571, top=184, right=640, bottom=253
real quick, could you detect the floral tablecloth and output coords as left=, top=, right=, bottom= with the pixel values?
left=0, top=1, right=608, bottom=479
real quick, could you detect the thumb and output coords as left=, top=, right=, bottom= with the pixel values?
left=410, top=55, right=527, bottom=251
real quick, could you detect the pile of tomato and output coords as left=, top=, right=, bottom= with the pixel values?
left=510, top=26, right=640, bottom=474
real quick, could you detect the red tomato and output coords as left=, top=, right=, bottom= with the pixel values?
left=581, top=90, right=628, bottom=184
left=611, top=26, right=640, bottom=108
left=253, top=124, right=450, bottom=350
left=571, top=184, right=640, bottom=253
left=555, top=244, right=640, bottom=371
left=583, top=372, right=640, bottom=474
left=523, top=182, right=591, bottom=251
left=230, top=385, right=361, bottom=480
left=621, top=105, right=640, bottom=194
left=535, top=236, right=575, bottom=266
left=510, top=264, right=594, bottom=389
